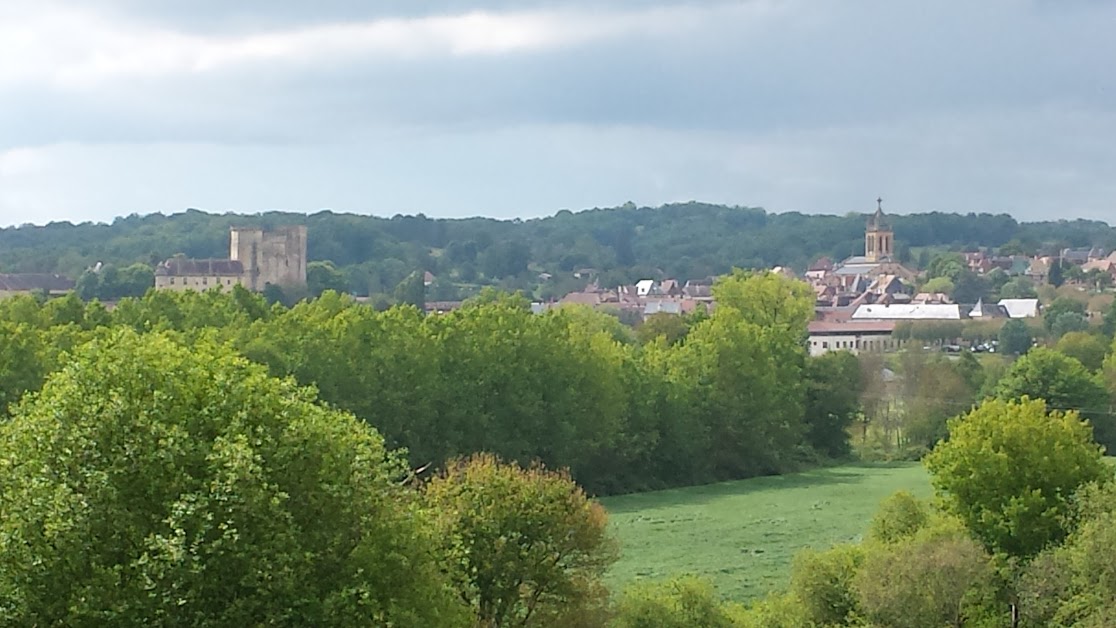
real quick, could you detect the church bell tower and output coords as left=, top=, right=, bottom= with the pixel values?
left=865, top=197, right=893, bottom=263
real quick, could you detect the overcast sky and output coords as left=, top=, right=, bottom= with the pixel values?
left=1, top=0, right=1114, bottom=226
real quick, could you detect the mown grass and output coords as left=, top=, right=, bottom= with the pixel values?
left=601, top=463, right=931, bottom=602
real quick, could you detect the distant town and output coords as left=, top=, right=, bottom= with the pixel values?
left=1, top=201, right=1110, bottom=362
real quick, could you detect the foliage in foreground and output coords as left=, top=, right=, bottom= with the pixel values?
left=698, top=394, right=1116, bottom=627
left=0, top=331, right=468, bottom=627
left=610, top=577, right=746, bottom=628
left=424, top=453, right=617, bottom=627
left=925, top=397, right=1110, bottom=558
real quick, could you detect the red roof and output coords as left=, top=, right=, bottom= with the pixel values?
left=807, top=320, right=896, bottom=334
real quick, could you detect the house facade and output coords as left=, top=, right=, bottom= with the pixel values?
left=807, top=320, right=899, bottom=356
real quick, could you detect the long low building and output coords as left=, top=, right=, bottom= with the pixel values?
left=807, top=320, right=899, bottom=356
left=851, top=303, right=962, bottom=321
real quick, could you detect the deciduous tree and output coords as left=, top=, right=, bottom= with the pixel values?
left=924, top=397, right=1110, bottom=557
left=803, top=351, right=861, bottom=457
left=994, top=348, right=1113, bottom=449
left=997, top=318, right=1032, bottom=355
left=856, top=526, right=995, bottom=628
left=610, top=577, right=741, bottom=628
left=0, top=330, right=466, bottom=627
left=423, top=454, right=617, bottom=627
left=1055, top=331, right=1108, bottom=372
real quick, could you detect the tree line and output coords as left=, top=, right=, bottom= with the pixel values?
left=0, top=272, right=859, bottom=497
left=5, top=203, right=1116, bottom=303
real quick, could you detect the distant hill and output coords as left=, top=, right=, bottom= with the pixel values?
left=1, top=202, right=1111, bottom=300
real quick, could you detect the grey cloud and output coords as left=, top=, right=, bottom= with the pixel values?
left=64, top=0, right=715, bottom=32
left=9, top=1, right=1115, bottom=144
left=1, top=0, right=1115, bottom=224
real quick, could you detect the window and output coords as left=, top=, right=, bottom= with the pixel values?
left=822, top=342, right=828, bottom=349
left=202, top=277, right=208, bottom=285
left=169, top=277, right=175, bottom=285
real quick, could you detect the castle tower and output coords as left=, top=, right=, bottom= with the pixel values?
left=865, top=197, right=893, bottom=263
left=229, top=226, right=307, bottom=291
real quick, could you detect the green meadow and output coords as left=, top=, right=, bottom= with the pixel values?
left=602, top=463, right=932, bottom=602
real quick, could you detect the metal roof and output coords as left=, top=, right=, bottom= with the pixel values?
left=851, top=303, right=962, bottom=320
left=997, top=298, right=1039, bottom=318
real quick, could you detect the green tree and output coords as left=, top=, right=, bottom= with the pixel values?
left=1064, top=263, right=1087, bottom=284
left=393, top=270, right=426, bottom=309
left=1102, top=297, right=1116, bottom=338
left=306, top=260, right=347, bottom=296
left=1049, top=258, right=1065, bottom=287
left=635, top=312, right=690, bottom=346
left=1018, top=481, right=1116, bottom=626
left=997, top=318, right=1032, bottom=355
left=674, top=311, right=806, bottom=478
left=924, top=397, right=1110, bottom=557
left=479, top=240, right=531, bottom=279
left=803, top=351, right=861, bottom=457
left=855, top=526, right=996, bottom=628
left=922, top=276, right=955, bottom=295
left=899, top=352, right=979, bottom=451
left=994, top=347, right=1113, bottom=449
left=74, top=268, right=101, bottom=300
left=952, top=271, right=989, bottom=304
left=927, top=253, right=966, bottom=281
left=1085, top=268, right=1112, bottom=292
left=1044, top=296, right=1085, bottom=332
left=1050, top=311, right=1089, bottom=339
left=711, top=269, right=814, bottom=333
left=788, top=544, right=865, bottom=626
left=867, top=491, right=930, bottom=545
left=0, top=322, right=48, bottom=413
left=423, top=454, right=617, bottom=627
left=1055, top=331, right=1108, bottom=372
left=610, top=577, right=740, bottom=628
left=0, top=330, right=467, bottom=627
left=998, top=277, right=1037, bottom=299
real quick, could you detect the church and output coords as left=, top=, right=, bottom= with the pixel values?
left=808, top=199, right=918, bottom=308
left=831, top=200, right=916, bottom=280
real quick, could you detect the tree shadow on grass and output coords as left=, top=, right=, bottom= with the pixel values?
left=601, top=463, right=922, bottom=514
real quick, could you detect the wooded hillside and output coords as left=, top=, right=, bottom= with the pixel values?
left=3, top=202, right=1112, bottom=299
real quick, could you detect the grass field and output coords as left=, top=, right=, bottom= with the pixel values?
left=601, top=463, right=931, bottom=602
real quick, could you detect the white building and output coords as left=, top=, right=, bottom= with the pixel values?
left=807, top=321, right=899, bottom=356
left=635, top=279, right=656, bottom=297
left=997, top=298, right=1040, bottom=318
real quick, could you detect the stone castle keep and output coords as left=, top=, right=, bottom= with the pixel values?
left=155, top=226, right=307, bottom=292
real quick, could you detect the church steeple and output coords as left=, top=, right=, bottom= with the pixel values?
left=865, top=197, right=893, bottom=262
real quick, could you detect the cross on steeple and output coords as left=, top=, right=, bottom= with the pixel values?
left=877, top=197, right=883, bottom=211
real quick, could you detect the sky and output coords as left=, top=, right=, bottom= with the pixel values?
left=1, top=0, right=1114, bottom=226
